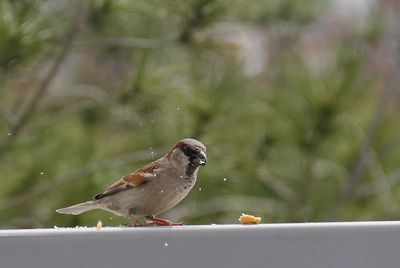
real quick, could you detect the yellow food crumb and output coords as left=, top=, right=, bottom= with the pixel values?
left=238, top=213, right=261, bottom=224
left=96, top=220, right=103, bottom=230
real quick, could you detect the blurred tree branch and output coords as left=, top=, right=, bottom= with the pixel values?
left=0, top=100, right=17, bottom=126
left=356, top=169, right=400, bottom=198
left=356, top=147, right=399, bottom=215
left=21, top=100, right=100, bottom=137
left=0, top=2, right=88, bottom=155
left=342, top=82, right=396, bottom=202
left=340, top=4, right=400, bottom=204
left=257, top=167, right=296, bottom=201
left=0, top=148, right=166, bottom=210
left=78, top=37, right=177, bottom=49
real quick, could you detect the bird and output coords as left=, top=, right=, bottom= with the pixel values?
left=56, top=138, right=207, bottom=226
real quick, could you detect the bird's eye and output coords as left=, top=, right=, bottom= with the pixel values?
left=182, top=145, right=197, bottom=157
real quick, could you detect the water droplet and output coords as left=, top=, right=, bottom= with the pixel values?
left=198, top=187, right=202, bottom=191
left=40, top=172, right=44, bottom=175
left=164, top=242, right=168, bottom=247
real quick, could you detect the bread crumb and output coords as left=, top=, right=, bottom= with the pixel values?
left=238, top=213, right=261, bottom=224
left=96, top=220, right=103, bottom=230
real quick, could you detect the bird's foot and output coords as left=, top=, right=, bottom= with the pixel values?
left=125, top=218, right=155, bottom=227
left=146, top=216, right=184, bottom=226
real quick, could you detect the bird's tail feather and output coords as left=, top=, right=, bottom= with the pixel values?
left=56, top=200, right=99, bottom=215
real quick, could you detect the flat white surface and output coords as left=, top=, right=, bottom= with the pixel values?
left=1, top=221, right=400, bottom=268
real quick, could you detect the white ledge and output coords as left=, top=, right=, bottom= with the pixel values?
left=1, top=221, right=400, bottom=268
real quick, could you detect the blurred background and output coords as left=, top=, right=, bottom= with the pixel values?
left=0, top=0, right=400, bottom=228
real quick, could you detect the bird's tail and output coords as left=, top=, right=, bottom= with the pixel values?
left=56, top=200, right=99, bottom=215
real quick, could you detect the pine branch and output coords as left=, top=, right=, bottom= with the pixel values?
left=0, top=2, right=88, bottom=155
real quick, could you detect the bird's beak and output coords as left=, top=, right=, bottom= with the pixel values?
left=198, top=150, right=207, bottom=166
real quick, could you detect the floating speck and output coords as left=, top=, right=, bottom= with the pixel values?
left=7, top=133, right=11, bottom=136
left=164, top=242, right=168, bottom=247
left=223, top=178, right=227, bottom=182
left=176, top=107, right=180, bottom=111
left=160, top=190, right=164, bottom=193
left=40, top=172, right=44, bottom=175
left=198, top=187, right=202, bottom=191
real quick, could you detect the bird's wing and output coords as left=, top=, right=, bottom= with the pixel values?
left=94, top=159, right=162, bottom=200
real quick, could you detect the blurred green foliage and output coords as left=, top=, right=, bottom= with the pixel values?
left=1, top=0, right=400, bottom=228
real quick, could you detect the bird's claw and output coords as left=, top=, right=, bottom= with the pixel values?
left=146, top=216, right=185, bottom=226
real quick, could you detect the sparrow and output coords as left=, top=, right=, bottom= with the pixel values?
left=56, top=138, right=207, bottom=226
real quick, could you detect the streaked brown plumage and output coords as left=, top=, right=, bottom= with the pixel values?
left=56, top=138, right=207, bottom=226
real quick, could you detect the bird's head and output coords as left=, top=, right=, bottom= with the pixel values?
left=167, top=138, right=207, bottom=176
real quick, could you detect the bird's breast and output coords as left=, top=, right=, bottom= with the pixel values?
left=143, top=171, right=197, bottom=214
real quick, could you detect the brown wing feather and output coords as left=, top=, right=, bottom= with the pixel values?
left=94, top=160, right=161, bottom=200
left=123, top=162, right=160, bottom=186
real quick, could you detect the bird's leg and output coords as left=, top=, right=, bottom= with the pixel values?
left=126, top=217, right=154, bottom=227
left=145, top=216, right=184, bottom=226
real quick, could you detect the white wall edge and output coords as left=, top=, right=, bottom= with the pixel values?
left=1, top=221, right=400, bottom=268
left=2, top=220, right=400, bottom=236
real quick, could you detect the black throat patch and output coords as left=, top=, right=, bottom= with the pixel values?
left=185, top=157, right=199, bottom=179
